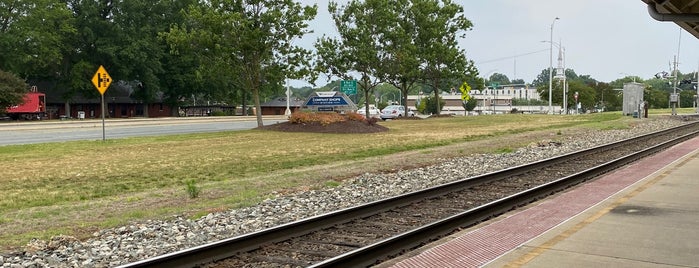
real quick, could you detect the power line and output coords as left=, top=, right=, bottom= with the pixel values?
left=476, top=49, right=549, bottom=65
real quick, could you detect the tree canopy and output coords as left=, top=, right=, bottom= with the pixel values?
left=316, top=0, right=477, bottom=116
left=2, top=0, right=691, bottom=118
left=0, top=70, right=28, bottom=110
left=161, top=0, right=318, bottom=126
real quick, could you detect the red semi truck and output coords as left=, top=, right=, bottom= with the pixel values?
left=5, top=87, right=46, bottom=120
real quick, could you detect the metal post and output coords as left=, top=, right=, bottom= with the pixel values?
left=285, top=80, right=291, bottom=116
left=101, top=94, right=105, bottom=141
left=562, top=44, right=566, bottom=114
left=672, top=56, right=678, bottom=115
left=548, top=17, right=559, bottom=114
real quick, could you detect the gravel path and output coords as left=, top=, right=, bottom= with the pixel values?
left=0, top=117, right=688, bottom=268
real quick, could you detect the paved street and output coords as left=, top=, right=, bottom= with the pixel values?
left=0, top=116, right=287, bottom=146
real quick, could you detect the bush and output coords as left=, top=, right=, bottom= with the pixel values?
left=289, top=112, right=347, bottom=126
left=185, top=179, right=201, bottom=199
left=289, top=111, right=373, bottom=126
left=345, top=112, right=365, bottom=122
left=417, top=95, right=446, bottom=115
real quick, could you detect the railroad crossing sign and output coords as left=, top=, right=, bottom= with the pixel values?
left=91, top=65, right=112, bottom=95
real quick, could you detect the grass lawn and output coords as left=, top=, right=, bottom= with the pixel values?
left=0, top=113, right=637, bottom=249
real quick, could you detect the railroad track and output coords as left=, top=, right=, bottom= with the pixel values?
left=120, top=121, right=699, bottom=268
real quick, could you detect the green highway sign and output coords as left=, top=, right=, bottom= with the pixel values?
left=341, top=80, right=357, bottom=95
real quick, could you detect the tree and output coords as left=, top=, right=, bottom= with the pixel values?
left=458, top=81, right=475, bottom=115
left=566, top=80, right=595, bottom=112
left=110, top=0, right=198, bottom=108
left=0, top=70, right=28, bottom=110
left=533, top=68, right=579, bottom=88
left=415, top=0, right=475, bottom=115
left=679, top=89, right=695, bottom=108
left=645, top=88, right=669, bottom=109
left=488, top=73, right=510, bottom=86
left=315, top=0, right=390, bottom=117
left=163, top=0, right=317, bottom=126
left=377, top=0, right=423, bottom=116
left=374, top=83, right=401, bottom=106
left=531, top=68, right=551, bottom=89
left=536, top=68, right=592, bottom=110
left=463, top=98, right=477, bottom=114
left=591, top=82, right=620, bottom=112
left=511, top=78, right=526, bottom=85
left=29, top=0, right=197, bottom=116
left=417, top=95, right=445, bottom=115
left=0, top=0, right=76, bottom=78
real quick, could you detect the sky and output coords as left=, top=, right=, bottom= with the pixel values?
left=292, top=0, right=699, bottom=87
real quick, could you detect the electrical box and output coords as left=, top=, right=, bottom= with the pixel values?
left=622, top=82, right=644, bottom=116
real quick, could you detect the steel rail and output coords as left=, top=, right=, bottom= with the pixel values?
left=119, top=122, right=699, bottom=268
left=310, top=126, right=699, bottom=267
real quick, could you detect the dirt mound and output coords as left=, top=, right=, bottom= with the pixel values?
left=257, top=120, right=389, bottom=134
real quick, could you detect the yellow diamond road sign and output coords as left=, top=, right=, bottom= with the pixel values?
left=91, top=65, right=112, bottom=95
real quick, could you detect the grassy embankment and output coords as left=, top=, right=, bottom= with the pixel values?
left=0, top=113, right=638, bottom=249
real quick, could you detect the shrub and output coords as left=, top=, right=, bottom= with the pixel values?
left=289, top=111, right=348, bottom=126
left=185, top=179, right=201, bottom=199
left=365, top=117, right=378, bottom=125
left=345, top=112, right=365, bottom=122
left=288, top=111, right=378, bottom=126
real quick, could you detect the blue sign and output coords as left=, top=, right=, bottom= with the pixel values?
left=305, top=96, right=349, bottom=106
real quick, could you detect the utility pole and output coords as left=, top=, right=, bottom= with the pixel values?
left=672, top=56, right=679, bottom=116
left=548, top=17, right=559, bottom=114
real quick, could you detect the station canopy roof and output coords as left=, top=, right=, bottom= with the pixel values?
left=643, top=0, right=699, bottom=39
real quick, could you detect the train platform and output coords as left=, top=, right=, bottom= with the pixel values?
left=384, top=136, right=699, bottom=268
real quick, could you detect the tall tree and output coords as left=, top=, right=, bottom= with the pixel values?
left=315, top=0, right=391, bottom=115
left=511, top=78, right=526, bottom=85
left=414, top=0, right=475, bottom=115
left=0, top=69, right=28, bottom=109
left=164, top=0, right=317, bottom=126
left=488, top=73, right=510, bottom=86
left=0, top=0, right=76, bottom=78
left=377, top=0, right=421, bottom=115
left=531, top=68, right=552, bottom=89
left=565, top=80, right=595, bottom=112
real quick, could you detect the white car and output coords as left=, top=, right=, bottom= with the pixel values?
left=357, top=105, right=381, bottom=118
left=380, top=105, right=414, bottom=120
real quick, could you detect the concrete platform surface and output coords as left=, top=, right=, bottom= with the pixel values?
left=386, top=136, right=699, bottom=268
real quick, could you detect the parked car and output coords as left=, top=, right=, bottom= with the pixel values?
left=380, top=105, right=414, bottom=120
left=357, top=105, right=381, bottom=118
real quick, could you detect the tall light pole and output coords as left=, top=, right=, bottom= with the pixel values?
left=548, top=17, right=559, bottom=114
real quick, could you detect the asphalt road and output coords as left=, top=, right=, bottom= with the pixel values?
left=0, top=116, right=287, bottom=146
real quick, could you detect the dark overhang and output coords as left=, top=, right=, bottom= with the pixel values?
left=643, top=0, right=699, bottom=39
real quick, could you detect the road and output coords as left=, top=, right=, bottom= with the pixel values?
left=0, top=116, right=287, bottom=146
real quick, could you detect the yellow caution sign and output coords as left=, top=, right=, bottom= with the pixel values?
left=91, top=65, right=112, bottom=95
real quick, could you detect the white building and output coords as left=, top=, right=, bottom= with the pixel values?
left=406, top=85, right=561, bottom=115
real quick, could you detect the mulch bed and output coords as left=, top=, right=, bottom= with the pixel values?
left=257, top=120, right=389, bottom=134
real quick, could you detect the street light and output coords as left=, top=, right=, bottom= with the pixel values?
left=548, top=17, right=559, bottom=114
